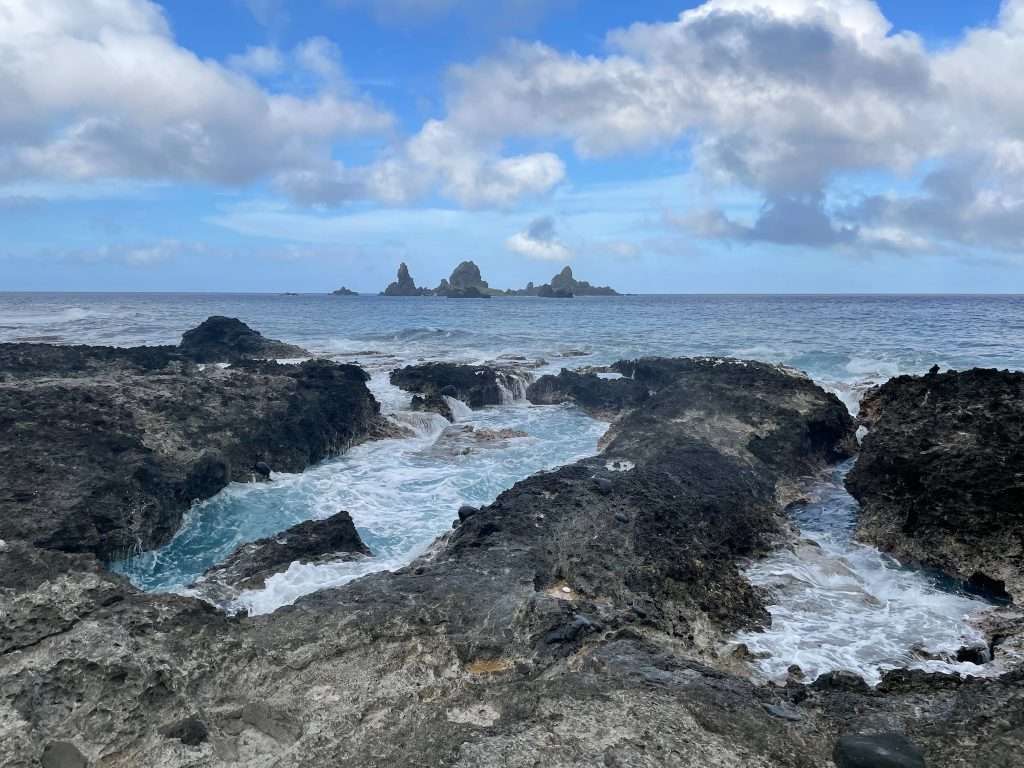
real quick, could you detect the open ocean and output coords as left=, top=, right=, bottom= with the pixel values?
left=2, top=291, right=1018, bottom=683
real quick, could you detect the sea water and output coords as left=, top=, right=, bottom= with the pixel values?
left=735, top=461, right=997, bottom=686
left=3, top=292, right=1018, bottom=678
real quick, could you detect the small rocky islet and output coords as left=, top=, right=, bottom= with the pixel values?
left=381, top=260, right=618, bottom=298
left=1, top=320, right=1023, bottom=767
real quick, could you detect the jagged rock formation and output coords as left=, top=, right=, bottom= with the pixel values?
left=3, top=356, right=1023, bottom=767
left=510, top=266, right=618, bottom=297
left=434, top=262, right=494, bottom=298
left=847, top=367, right=1024, bottom=602
left=193, top=511, right=370, bottom=602
left=330, top=287, right=358, bottom=296
left=179, top=316, right=309, bottom=362
left=382, top=263, right=431, bottom=296
left=0, top=331, right=387, bottom=561
left=390, top=363, right=531, bottom=408
left=537, top=284, right=573, bottom=298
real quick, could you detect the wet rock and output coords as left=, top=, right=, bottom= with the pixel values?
left=847, top=368, right=1024, bottom=601
left=253, top=460, right=272, bottom=479
left=159, top=716, right=209, bottom=746
left=811, top=671, right=871, bottom=692
left=526, top=369, right=649, bottom=418
left=40, top=742, right=87, bottom=768
left=390, top=363, right=531, bottom=408
left=178, top=316, right=309, bottom=362
left=16, top=356, right=1024, bottom=768
left=833, top=733, right=925, bottom=768
left=410, top=392, right=454, bottom=421
left=195, top=511, right=370, bottom=596
left=0, top=341, right=385, bottom=560
left=457, top=505, right=479, bottom=523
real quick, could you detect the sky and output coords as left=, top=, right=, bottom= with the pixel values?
left=1, top=0, right=1023, bottom=293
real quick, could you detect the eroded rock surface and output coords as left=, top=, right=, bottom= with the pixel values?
left=0, top=339, right=386, bottom=560
left=193, top=511, right=370, bottom=603
left=390, top=363, right=531, bottom=409
left=178, top=316, right=309, bottom=362
left=3, top=357, right=1022, bottom=767
left=527, top=369, right=649, bottom=418
left=847, top=368, right=1024, bottom=602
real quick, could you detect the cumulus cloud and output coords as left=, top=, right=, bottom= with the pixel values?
left=0, top=0, right=391, bottom=190
left=398, top=0, right=1024, bottom=250
left=506, top=216, right=573, bottom=261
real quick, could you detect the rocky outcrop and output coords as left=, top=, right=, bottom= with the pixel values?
left=527, top=369, right=649, bottom=418
left=4, top=356, right=1024, bottom=768
left=382, top=263, right=432, bottom=296
left=330, top=287, right=358, bottom=296
left=390, top=363, right=531, bottom=408
left=178, top=316, right=309, bottom=362
left=847, top=367, right=1024, bottom=601
left=0, top=337, right=387, bottom=562
left=445, top=286, right=492, bottom=299
left=549, top=266, right=617, bottom=296
left=193, top=511, right=369, bottom=602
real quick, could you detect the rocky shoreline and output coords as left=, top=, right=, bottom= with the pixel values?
left=1, top=331, right=1022, bottom=767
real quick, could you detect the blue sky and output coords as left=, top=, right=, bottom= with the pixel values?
left=2, top=0, right=1023, bottom=292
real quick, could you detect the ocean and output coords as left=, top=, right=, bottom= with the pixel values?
left=2, top=291, right=1017, bottom=683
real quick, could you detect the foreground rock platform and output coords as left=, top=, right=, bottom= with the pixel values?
left=847, top=367, right=1024, bottom=603
left=3, top=356, right=1023, bottom=767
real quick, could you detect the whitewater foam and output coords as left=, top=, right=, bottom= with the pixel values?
left=735, top=462, right=998, bottom=686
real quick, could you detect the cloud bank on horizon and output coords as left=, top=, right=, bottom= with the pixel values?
left=1, top=0, right=1023, bottom=292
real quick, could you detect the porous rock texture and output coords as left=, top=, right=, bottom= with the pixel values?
left=193, top=511, right=370, bottom=603
left=390, top=362, right=531, bottom=410
left=847, top=367, right=1024, bottom=602
left=0, top=331, right=387, bottom=561
left=3, top=357, right=1023, bottom=767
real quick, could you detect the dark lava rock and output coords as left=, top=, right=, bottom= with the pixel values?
left=457, top=505, right=478, bottom=523
left=196, top=511, right=370, bottom=596
left=382, top=262, right=432, bottom=296
left=0, top=343, right=385, bottom=560
left=331, top=286, right=358, bottom=296
left=537, top=284, right=573, bottom=299
left=811, top=671, right=871, bottom=692
left=833, top=733, right=925, bottom=768
left=40, top=742, right=87, bottom=768
left=846, top=368, right=1024, bottom=601
left=178, top=316, right=309, bottom=363
left=410, top=393, right=454, bottom=421
left=445, top=286, right=492, bottom=299
left=549, top=266, right=617, bottom=296
left=9, top=355, right=1023, bottom=768
left=527, top=369, right=649, bottom=418
left=159, top=716, right=209, bottom=746
left=390, top=363, right=530, bottom=408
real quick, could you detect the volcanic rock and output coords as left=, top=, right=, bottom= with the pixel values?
left=194, top=511, right=370, bottom=600
left=390, top=363, right=530, bottom=408
left=382, top=262, right=432, bottom=296
left=846, top=368, right=1024, bottom=601
left=178, top=316, right=309, bottom=362
left=0, top=341, right=386, bottom=561
left=527, top=369, right=649, bottom=418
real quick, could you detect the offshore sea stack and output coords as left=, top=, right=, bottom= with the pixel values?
left=847, top=367, right=1024, bottom=602
left=382, top=262, right=431, bottom=296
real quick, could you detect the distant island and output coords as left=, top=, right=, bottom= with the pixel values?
left=379, top=262, right=618, bottom=298
left=331, top=287, right=358, bottom=296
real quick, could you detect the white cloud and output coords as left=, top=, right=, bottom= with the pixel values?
left=0, top=0, right=391, bottom=189
left=506, top=216, right=572, bottom=261
left=399, top=0, right=1024, bottom=250
left=227, top=45, right=284, bottom=76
